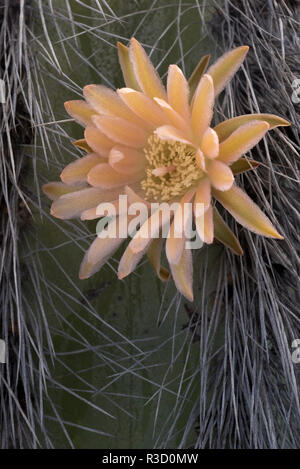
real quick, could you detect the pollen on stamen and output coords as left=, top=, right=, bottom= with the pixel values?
left=141, top=134, right=203, bottom=201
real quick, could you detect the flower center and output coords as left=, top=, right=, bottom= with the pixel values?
left=141, top=134, right=203, bottom=201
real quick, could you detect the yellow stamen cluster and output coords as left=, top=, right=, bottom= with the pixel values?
left=141, top=134, right=203, bottom=201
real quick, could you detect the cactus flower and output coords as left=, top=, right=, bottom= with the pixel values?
left=43, top=38, right=289, bottom=301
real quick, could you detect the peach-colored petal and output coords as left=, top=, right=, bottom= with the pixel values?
left=195, top=149, right=206, bottom=171
left=129, top=37, right=167, bottom=100
left=87, top=163, right=144, bottom=189
left=118, top=245, right=146, bottom=279
left=117, top=41, right=141, bottom=91
left=84, top=126, right=114, bottom=158
left=191, top=74, right=214, bottom=142
left=147, top=237, right=170, bottom=281
left=98, top=199, right=129, bottom=219
left=230, top=158, right=260, bottom=175
left=109, top=145, right=146, bottom=175
left=214, top=113, right=290, bottom=142
left=201, top=128, right=219, bottom=159
left=42, top=182, right=87, bottom=201
left=218, top=121, right=270, bottom=165
left=194, top=178, right=211, bottom=217
left=166, top=232, right=186, bottom=267
left=79, top=236, right=124, bottom=279
left=166, top=190, right=195, bottom=266
left=81, top=200, right=124, bottom=221
left=207, top=46, right=249, bottom=96
left=167, top=65, right=190, bottom=121
left=92, top=115, right=148, bottom=149
left=117, top=88, right=167, bottom=127
left=73, top=139, right=92, bottom=153
left=64, top=100, right=96, bottom=127
left=208, top=160, right=234, bottom=191
left=60, top=153, right=105, bottom=185
left=188, top=54, right=210, bottom=100
left=50, top=187, right=122, bottom=219
left=154, top=98, right=191, bottom=135
left=169, top=246, right=193, bottom=301
left=155, top=125, right=193, bottom=146
left=80, top=206, right=100, bottom=220
left=129, top=204, right=172, bottom=254
left=213, top=207, right=243, bottom=255
left=213, top=184, right=284, bottom=238
left=194, top=204, right=214, bottom=244
left=83, top=84, right=149, bottom=130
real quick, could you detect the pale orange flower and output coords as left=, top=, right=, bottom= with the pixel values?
left=43, top=38, right=289, bottom=301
